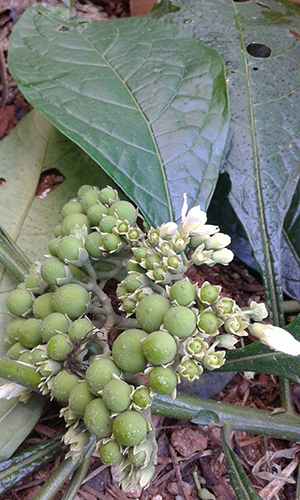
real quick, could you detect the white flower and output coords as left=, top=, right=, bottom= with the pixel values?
left=0, top=382, right=32, bottom=402
left=179, top=194, right=219, bottom=236
left=204, top=233, right=231, bottom=250
left=249, top=324, right=300, bottom=356
left=159, top=222, right=178, bottom=239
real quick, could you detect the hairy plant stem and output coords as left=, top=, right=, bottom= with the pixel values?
left=1, top=358, right=299, bottom=442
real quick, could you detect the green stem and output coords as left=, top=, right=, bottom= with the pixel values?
left=33, top=456, right=76, bottom=500
left=279, top=378, right=294, bottom=413
left=0, top=356, right=41, bottom=390
left=0, top=245, right=29, bottom=281
left=61, top=435, right=96, bottom=500
left=151, top=393, right=300, bottom=442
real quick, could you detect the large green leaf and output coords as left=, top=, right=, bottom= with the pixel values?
left=0, top=110, right=118, bottom=458
left=218, top=314, right=300, bottom=384
left=154, top=0, right=300, bottom=324
left=8, top=4, right=229, bottom=226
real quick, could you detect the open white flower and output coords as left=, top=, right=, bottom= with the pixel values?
left=179, top=194, right=219, bottom=236
left=249, top=324, right=300, bottom=356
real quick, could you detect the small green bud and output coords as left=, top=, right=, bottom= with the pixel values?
left=198, top=310, right=222, bottom=335
left=168, top=278, right=197, bottom=306
left=131, top=386, right=152, bottom=409
left=202, top=348, right=226, bottom=370
left=178, top=357, right=203, bottom=381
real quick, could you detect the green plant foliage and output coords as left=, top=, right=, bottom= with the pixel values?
left=0, top=111, right=119, bottom=459
left=218, top=314, right=300, bottom=383
left=153, top=0, right=300, bottom=324
left=8, top=4, right=229, bottom=226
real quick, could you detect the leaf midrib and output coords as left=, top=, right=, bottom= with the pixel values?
left=34, top=10, right=174, bottom=221
left=231, top=0, right=281, bottom=326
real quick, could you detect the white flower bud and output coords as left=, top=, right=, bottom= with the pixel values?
left=249, top=324, right=300, bottom=356
left=204, top=233, right=231, bottom=250
left=159, top=222, right=178, bottom=239
left=179, top=194, right=219, bottom=237
left=211, top=248, right=234, bottom=265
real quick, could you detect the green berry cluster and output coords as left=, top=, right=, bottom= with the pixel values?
left=5, top=184, right=268, bottom=491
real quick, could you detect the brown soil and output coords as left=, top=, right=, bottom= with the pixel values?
left=1, top=1, right=299, bottom=499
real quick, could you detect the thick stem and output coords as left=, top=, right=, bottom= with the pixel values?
left=0, top=245, right=29, bottom=282
left=0, top=357, right=41, bottom=390
left=151, top=393, right=300, bottom=442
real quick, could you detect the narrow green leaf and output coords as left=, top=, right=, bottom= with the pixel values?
left=33, top=457, right=77, bottom=500
left=61, top=435, right=96, bottom=500
left=8, top=5, right=229, bottom=226
left=0, top=437, right=64, bottom=495
left=218, top=315, right=300, bottom=383
left=156, top=0, right=300, bottom=324
left=191, top=410, right=219, bottom=425
left=0, top=110, right=118, bottom=459
left=221, top=424, right=262, bottom=500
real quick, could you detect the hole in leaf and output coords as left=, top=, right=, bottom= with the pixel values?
left=247, top=43, right=271, bottom=58
left=252, top=67, right=258, bottom=71
left=0, top=178, right=6, bottom=185
left=58, top=25, right=70, bottom=32
left=233, top=0, right=250, bottom=2
left=35, top=169, right=65, bottom=199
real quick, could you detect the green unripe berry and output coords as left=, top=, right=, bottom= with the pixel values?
left=128, top=448, right=147, bottom=468
left=46, top=238, right=59, bottom=257
left=163, top=306, right=196, bottom=339
left=102, top=379, right=132, bottom=413
left=108, top=201, right=137, bottom=225
left=120, top=297, right=137, bottom=314
left=87, top=203, right=109, bottom=226
left=102, top=233, right=121, bottom=252
left=112, top=410, right=147, bottom=446
left=41, top=258, right=69, bottom=286
left=6, top=318, right=27, bottom=342
left=133, top=246, right=148, bottom=263
left=68, top=317, right=93, bottom=341
left=31, top=347, right=46, bottom=364
left=125, top=261, right=144, bottom=273
left=84, top=398, right=112, bottom=439
left=136, top=294, right=171, bottom=333
left=116, top=283, right=127, bottom=298
left=81, top=190, right=100, bottom=214
left=32, top=292, right=54, bottom=319
left=39, top=360, right=61, bottom=377
left=51, top=370, right=80, bottom=405
left=168, top=278, right=197, bottom=306
left=6, top=289, right=33, bottom=317
left=148, top=366, right=177, bottom=395
left=47, top=334, right=72, bottom=361
left=198, top=312, right=220, bottom=334
left=99, top=215, right=117, bottom=233
left=18, top=318, right=42, bottom=348
left=99, top=440, right=123, bottom=465
left=18, top=351, right=32, bottom=364
left=112, top=329, right=148, bottom=373
left=99, top=187, right=118, bottom=205
left=52, top=284, right=89, bottom=319
left=61, top=200, right=83, bottom=218
left=123, top=273, right=142, bottom=293
left=24, top=274, right=39, bottom=290
left=145, top=253, right=161, bottom=270
left=7, top=342, right=26, bottom=360
left=152, top=267, right=166, bottom=281
left=61, top=213, right=90, bottom=236
left=199, top=284, right=220, bottom=304
left=68, top=381, right=95, bottom=417
left=179, top=359, right=202, bottom=380
left=167, top=255, right=182, bottom=269
left=40, top=312, right=70, bottom=342
left=57, top=236, right=84, bottom=262
left=86, top=357, right=121, bottom=395
left=54, top=225, right=62, bottom=238
left=78, top=185, right=93, bottom=199
left=132, top=387, right=152, bottom=408
left=142, top=330, right=177, bottom=365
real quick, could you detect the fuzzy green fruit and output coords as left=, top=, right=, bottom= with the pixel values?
left=102, top=379, right=132, bottom=413
left=168, top=279, right=197, bottom=306
left=112, top=329, right=148, bottom=373
left=112, top=410, right=147, bottom=446
left=18, top=318, right=42, bottom=348
left=6, top=289, right=33, bottom=317
left=68, top=381, right=95, bottom=417
left=142, top=330, right=177, bottom=365
left=57, top=236, right=84, bottom=262
left=68, top=317, right=94, bottom=341
left=108, top=201, right=137, bottom=225
left=84, top=398, right=112, bottom=439
left=52, top=284, right=89, bottom=319
left=136, top=294, right=171, bottom=333
left=47, top=334, right=72, bottom=361
left=86, top=357, right=121, bottom=396
left=6, top=318, right=27, bottom=342
left=81, top=189, right=100, bottom=214
left=99, top=215, right=117, bottom=233
left=32, top=293, right=54, bottom=319
left=198, top=312, right=220, bottom=334
left=61, top=200, right=83, bottom=218
left=98, top=440, right=123, bottom=465
left=87, top=203, right=108, bottom=226
left=61, top=213, right=90, bottom=236
left=148, top=366, right=177, bottom=395
left=163, top=306, right=196, bottom=339
left=51, top=370, right=80, bottom=406
left=41, top=258, right=69, bottom=286
left=99, top=187, right=117, bottom=205
left=40, top=312, right=70, bottom=342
